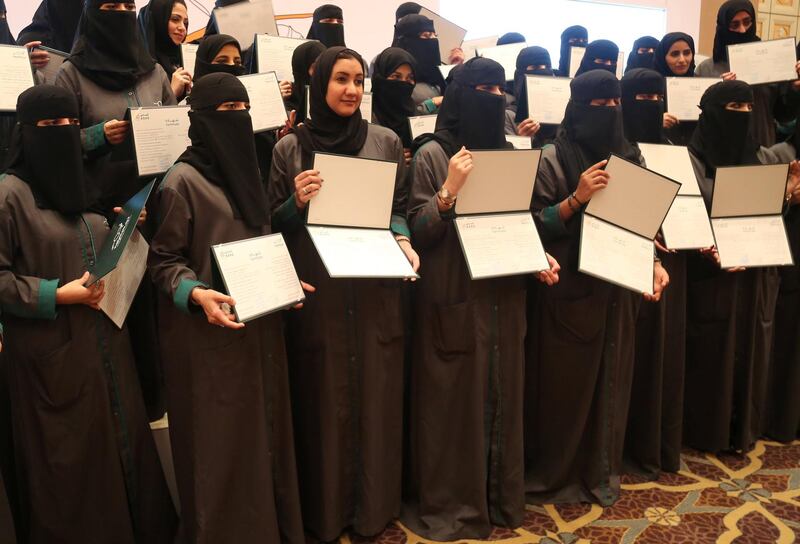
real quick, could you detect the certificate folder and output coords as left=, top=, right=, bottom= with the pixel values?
left=408, top=114, right=437, bottom=141
left=710, top=164, right=794, bottom=269
left=665, top=77, right=719, bottom=121
left=728, top=37, right=797, bottom=86
left=477, top=43, right=527, bottom=81
left=525, top=75, right=571, bottom=125
left=238, top=72, right=288, bottom=133
left=0, top=44, right=37, bottom=112
left=255, top=35, right=310, bottom=81
left=36, top=46, right=68, bottom=84
left=306, top=153, right=417, bottom=279
left=453, top=149, right=550, bottom=280
left=180, top=43, right=199, bottom=77
left=579, top=154, right=681, bottom=294
left=214, top=0, right=278, bottom=49
left=128, top=105, right=191, bottom=177
left=211, top=233, right=305, bottom=323
left=418, top=7, right=467, bottom=62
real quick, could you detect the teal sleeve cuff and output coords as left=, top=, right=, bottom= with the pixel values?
left=390, top=214, right=411, bottom=238
left=37, top=279, right=59, bottom=320
left=174, top=278, right=207, bottom=315
left=273, top=194, right=304, bottom=232
left=422, top=99, right=438, bottom=114
left=84, top=123, right=108, bottom=153
left=540, top=204, right=569, bottom=240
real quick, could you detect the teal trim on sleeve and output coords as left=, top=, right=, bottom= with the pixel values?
left=37, top=279, right=59, bottom=320
left=273, top=194, right=305, bottom=232
left=540, top=204, right=569, bottom=239
left=390, top=214, right=411, bottom=238
left=174, top=279, right=206, bottom=315
left=85, top=123, right=108, bottom=152
left=422, top=99, right=438, bottom=114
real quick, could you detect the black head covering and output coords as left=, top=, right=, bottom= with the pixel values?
left=138, top=0, right=185, bottom=79
left=372, top=47, right=416, bottom=147
left=306, top=4, right=345, bottom=48
left=6, top=85, right=88, bottom=214
left=395, top=14, right=445, bottom=88
left=16, top=0, right=83, bottom=52
left=431, top=57, right=508, bottom=157
left=653, top=32, right=696, bottom=77
left=193, top=34, right=245, bottom=80
left=69, top=0, right=156, bottom=91
left=713, top=0, right=758, bottom=63
left=289, top=40, right=326, bottom=123
left=575, top=39, right=619, bottom=77
left=395, top=2, right=421, bottom=20
left=0, top=0, right=14, bottom=45
left=497, top=32, right=526, bottom=46
left=625, top=35, right=659, bottom=72
left=557, top=25, right=588, bottom=76
left=689, top=80, right=758, bottom=176
left=294, top=46, right=369, bottom=155
left=555, top=70, right=639, bottom=192
left=513, top=46, right=554, bottom=123
left=621, top=68, right=665, bottom=144
left=179, top=73, right=269, bottom=228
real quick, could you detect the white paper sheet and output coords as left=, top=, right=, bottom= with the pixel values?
left=418, top=7, right=467, bottom=62
left=569, top=46, right=624, bottom=79
left=728, top=37, right=797, bottom=85
left=505, top=135, right=532, bottom=149
left=0, top=45, right=36, bottom=111
left=364, top=77, right=372, bottom=93
left=37, top=46, right=67, bottom=84
left=99, top=230, right=149, bottom=329
left=180, top=43, right=198, bottom=77
left=637, top=143, right=701, bottom=196
left=456, top=149, right=541, bottom=215
left=211, top=233, right=305, bottom=322
left=660, top=196, right=715, bottom=250
left=712, top=216, right=794, bottom=268
left=238, top=72, right=287, bottom=132
left=255, top=35, right=309, bottom=81
left=579, top=215, right=655, bottom=294
left=214, top=0, right=278, bottom=50
left=461, top=36, right=499, bottom=59
left=455, top=213, right=549, bottom=279
left=307, top=226, right=417, bottom=278
left=525, top=75, right=571, bottom=124
left=360, top=93, right=373, bottom=123
left=438, top=64, right=457, bottom=80
left=665, top=77, right=719, bottom=121
left=129, top=106, right=191, bottom=177
left=477, top=42, right=527, bottom=81
left=409, top=114, right=437, bottom=140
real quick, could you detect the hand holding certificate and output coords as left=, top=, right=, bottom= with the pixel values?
left=525, top=75, right=571, bottom=125
left=728, top=37, right=797, bottom=85
left=418, top=7, right=467, bottom=62
left=0, top=45, right=37, bottom=111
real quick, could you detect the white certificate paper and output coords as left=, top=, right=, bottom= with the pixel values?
left=454, top=213, right=549, bottom=279
left=409, top=114, right=437, bottom=140
left=307, top=226, right=417, bottom=278
left=438, top=64, right=457, bottom=80
left=418, top=7, right=467, bottom=62
left=637, top=143, right=701, bottom=196
left=579, top=215, right=655, bottom=294
left=99, top=230, right=149, bottom=329
left=238, top=72, right=287, bottom=132
left=505, top=135, right=532, bottom=149
left=129, top=106, right=191, bottom=177
left=255, top=35, right=309, bottom=81
left=661, top=196, right=715, bottom=250
left=477, top=42, right=527, bottom=81
left=569, top=46, right=624, bottom=79
left=214, top=0, right=278, bottom=49
left=728, top=37, right=797, bottom=85
left=461, top=36, right=499, bottom=59
left=0, top=45, right=36, bottom=111
left=712, top=216, right=794, bottom=268
left=360, top=93, right=373, bottom=123
left=665, top=77, right=719, bottom=121
left=525, top=75, right=571, bottom=124
left=211, top=233, right=305, bottom=322
left=181, top=43, right=199, bottom=77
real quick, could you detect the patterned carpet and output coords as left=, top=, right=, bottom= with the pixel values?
left=342, top=440, right=800, bottom=544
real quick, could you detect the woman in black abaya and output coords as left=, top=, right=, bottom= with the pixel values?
left=507, top=46, right=556, bottom=146
left=138, top=0, right=192, bottom=100
left=306, top=4, right=345, bottom=48
left=655, top=32, right=698, bottom=145
left=394, top=14, right=445, bottom=114
left=556, top=25, right=588, bottom=77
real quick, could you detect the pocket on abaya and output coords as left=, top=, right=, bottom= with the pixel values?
left=433, top=299, right=476, bottom=357
left=549, top=294, right=604, bottom=344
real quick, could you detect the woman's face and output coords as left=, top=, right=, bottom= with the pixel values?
left=168, top=2, right=189, bottom=46
left=589, top=97, right=621, bottom=106
left=98, top=2, right=137, bottom=11
left=728, top=10, right=753, bottom=33
left=325, top=57, right=364, bottom=117
left=475, top=84, right=503, bottom=96
left=387, top=63, right=415, bottom=85
left=212, top=44, right=242, bottom=66
left=665, top=40, right=693, bottom=75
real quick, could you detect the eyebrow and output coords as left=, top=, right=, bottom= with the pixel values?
left=333, top=71, right=363, bottom=78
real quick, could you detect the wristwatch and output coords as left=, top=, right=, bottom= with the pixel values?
left=438, top=186, right=457, bottom=207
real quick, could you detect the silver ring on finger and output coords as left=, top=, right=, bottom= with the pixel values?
left=303, top=186, right=309, bottom=194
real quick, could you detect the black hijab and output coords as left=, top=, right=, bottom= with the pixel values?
left=294, top=46, right=369, bottom=155
left=431, top=57, right=508, bottom=157
left=621, top=68, right=665, bottom=144
left=6, top=85, right=88, bottom=214
left=555, top=70, right=639, bottom=192
left=306, top=4, right=345, bottom=48
left=625, top=35, right=659, bottom=72
left=0, top=0, right=14, bottom=45
left=498, top=32, right=526, bottom=46
left=17, top=0, right=83, bottom=52
left=689, top=80, right=759, bottom=176
left=395, top=2, right=421, bottom=20
left=557, top=25, right=588, bottom=76
left=289, top=40, right=326, bottom=123
left=138, top=0, right=184, bottom=80
left=713, top=0, right=758, bottom=63
left=653, top=32, right=696, bottom=77
left=372, top=48, right=416, bottom=147
left=178, top=73, right=269, bottom=228
left=193, top=34, right=245, bottom=80
left=395, top=14, right=445, bottom=88
left=69, top=0, right=156, bottom=91
left=513, top=46, right=554, bottom=123
left=575, top=39, right=619, bottom=77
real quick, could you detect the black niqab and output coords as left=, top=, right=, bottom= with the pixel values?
left=372, top=47, right=416, bottom=147
left=138, top=0, right=184, bottom=79
left=179, top=73, right=269, bottom=228
left=17, top=0, right=83, bottom=52
left=395, top=2, right=421, bottom=20
left=653, top=32, right=696, bottom=77
left=712, top=0, right=758, bottom=63
left=625, top=35, right=659, bottom=72
left=69, top=0, right=156, bottom=91
left=689, top=80, right=759, bottom=176
left=6, top=85, right=88, bottom=214
left=621, top=68, right=665, bottom=143
left=306, top=4, right=345, bottom=48
left=193, top=34, right=245, bottom=80
left=497, top=32, right=526, bottom=46
left=0, top=0, right=14, bottom=45
left=395, top=14, right=445, bottom=88
left=289, top=40, right=326, bottom=123
left=513, top=46, right=554, bottom=123
left=557, top=25, right=588, bottom=76
left=294, top=46, right=369, bottom=155
left=575, top=39, right=619, bottom=77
